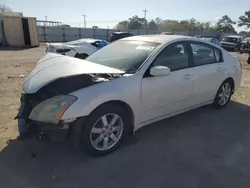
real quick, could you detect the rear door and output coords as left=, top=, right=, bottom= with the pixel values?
left=189, top=42, right=226, bottom=105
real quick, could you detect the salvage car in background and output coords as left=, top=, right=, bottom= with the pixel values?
left=109, top=32, right=133, bottom=42
left=17, top=35, right=242, bottom=156
left=45, top=38, right=109, bottom=59
left=239, top=37, right=250, bottom=64
left=241, top=37, right=250, bottom=50
left=200, top=37, right=221, bottom=46
left=220, top=35, right=243, bottom=51
left=194, top=35, right=221, bottom=46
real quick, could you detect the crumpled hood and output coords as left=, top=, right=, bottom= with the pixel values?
left=220, top=41, right=237, bottom=46
left=23, top=53, right=124, bottom=93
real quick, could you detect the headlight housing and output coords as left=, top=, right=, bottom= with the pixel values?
left=29, top=95, right=77, bottom=123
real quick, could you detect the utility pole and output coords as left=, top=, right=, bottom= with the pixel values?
left=44, top=16, right=48, bottom=26
left=83, top=14, right=87, bottom=28
left=143, top=9, right=148, bottom=29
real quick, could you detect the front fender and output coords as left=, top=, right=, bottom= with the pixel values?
left=62, top=92, right=124, bottom=119
left=61, top=75, right=142, bottom=129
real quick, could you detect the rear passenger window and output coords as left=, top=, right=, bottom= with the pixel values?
left=190, top=43, right=215, bottom=66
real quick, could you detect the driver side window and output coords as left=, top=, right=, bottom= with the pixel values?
left=153, top=42, right=190, bottom=71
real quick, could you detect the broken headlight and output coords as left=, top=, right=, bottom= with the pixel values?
left=29, top=95, right=77, bottom=123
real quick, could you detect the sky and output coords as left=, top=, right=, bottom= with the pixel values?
left=2, top=0, right=249, bottom=31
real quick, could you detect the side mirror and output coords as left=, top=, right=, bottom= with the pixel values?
left=150, top=66, right=171, bottom=77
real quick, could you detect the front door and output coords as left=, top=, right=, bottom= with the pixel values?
left=141, top=42, right=194, bottom=123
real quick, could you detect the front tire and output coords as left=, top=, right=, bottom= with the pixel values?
left=81, top=103, right=130, bottom=156
left=213, top=80, right=233, bottom=109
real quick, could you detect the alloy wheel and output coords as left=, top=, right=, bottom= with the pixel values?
left=90, top=113, right=124, bottom=151
left=218, top=82, right=231, bottom=106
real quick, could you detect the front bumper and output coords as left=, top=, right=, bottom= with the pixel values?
left=16, top=94, right=86, bottom=143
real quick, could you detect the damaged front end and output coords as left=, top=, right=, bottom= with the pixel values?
left=16, top=73, right=119, bottom=142
left=16, top=53, right=124, bottom=143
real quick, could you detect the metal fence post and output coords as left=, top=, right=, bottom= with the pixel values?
left=43, top=26, right=46, bottom=42
left=62, top=27, right=65, bottom=42
left=106, top=29, right=109, bottom=41
left=79, top=28, right=81, bottom=39
left=93, top=28, right=96, bottom=39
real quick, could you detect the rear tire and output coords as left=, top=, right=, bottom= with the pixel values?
left=75, top=53, right=89, bottom=59
left=81, top=103, right=130, bottom=156
left=213, top=80, right=233, bottom=109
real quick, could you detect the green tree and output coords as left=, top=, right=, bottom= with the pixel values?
left=116, top=15, right=224, bottom=32
left=116, top=20, right=129, bottom=29
left=148, top=20, right=158, bottom=30
left=238, top=10, right=250, bottom=29
left=217, top=15, right=236, bottom=33
left=0, top=4, right=12, bottom=12
left=155, top=17, right=162, bottom=25
left=128, top=15, right=146, bottom=30
left=116, top=15, right=146, bottom=30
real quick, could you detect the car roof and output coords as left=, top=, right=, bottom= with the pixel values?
left=226, top=35, right=242, bottom=38
left=121, top=35, right=192, bottom=44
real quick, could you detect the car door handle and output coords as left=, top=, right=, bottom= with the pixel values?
left=217, top=67, right=224, bottom=72
left=183, top=74, right=192, bottom=79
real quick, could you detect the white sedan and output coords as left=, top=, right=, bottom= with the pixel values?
left=18, top=35, right=242, bottom=156
left=45, top=38, right=109, bottom=59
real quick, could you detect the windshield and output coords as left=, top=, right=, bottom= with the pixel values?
left=222, top=37, right=238, bottom=43
left=86, top=40, right=160, bottom=73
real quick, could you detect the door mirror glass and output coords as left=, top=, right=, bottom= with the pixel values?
left=150, top=66, right=171, bottom=77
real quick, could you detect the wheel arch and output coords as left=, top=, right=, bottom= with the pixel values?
left=88, top=100, right=135, bottom=134
left=224, top=77, right=235, bottom=93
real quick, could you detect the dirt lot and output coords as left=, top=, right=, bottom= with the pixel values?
left=0, top=46, right=250, bottom=188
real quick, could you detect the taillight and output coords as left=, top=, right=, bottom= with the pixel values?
left=56, top=49, right=71, bottom=53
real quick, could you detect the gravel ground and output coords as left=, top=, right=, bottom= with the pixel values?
left=0, top=46, right=250, bottom=188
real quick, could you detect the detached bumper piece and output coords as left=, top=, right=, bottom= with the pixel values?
left=17, top=118, right=86, bottom=144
